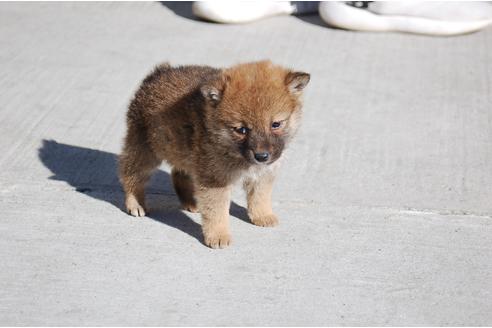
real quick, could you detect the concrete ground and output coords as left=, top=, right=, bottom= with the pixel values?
left=1, top=2, right=491, bottom=326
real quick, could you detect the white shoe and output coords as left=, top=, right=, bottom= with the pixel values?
left=192, top=1, right=295, bottom=24
left=319, top=1, right=492, bottom=36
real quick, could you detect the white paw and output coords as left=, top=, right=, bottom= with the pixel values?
left=128, top=204, right=146, bottom=217
left=126, top=196, right=146, bottom=217
left=204, top=230, right=232, bottom=249
left=251, top=214, right=279, bottom=227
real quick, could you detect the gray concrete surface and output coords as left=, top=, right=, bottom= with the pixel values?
left=1, top=2, right=491, bottom=326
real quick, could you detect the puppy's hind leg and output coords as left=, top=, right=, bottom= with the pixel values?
left=119, top=128, right=160, bottom=217
left=172, top=168, right=198, bottom=213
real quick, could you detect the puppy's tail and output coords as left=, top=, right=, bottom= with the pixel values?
left=157, top=62, right=171, bottom=69
left=142, top=62, right=172, bottom=84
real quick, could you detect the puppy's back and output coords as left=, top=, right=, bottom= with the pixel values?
left=125, top=64, right=221, bottom=166
left=129, top=63, right=221, bottom=119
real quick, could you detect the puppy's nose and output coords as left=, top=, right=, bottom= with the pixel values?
left=254, top=152, right=270, bottom=162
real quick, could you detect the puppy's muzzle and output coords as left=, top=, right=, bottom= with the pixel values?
left=254, top=152, right=270, bottom=163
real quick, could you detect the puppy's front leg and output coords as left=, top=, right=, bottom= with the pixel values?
left=244, top=171, right=278, bottom=227
left=196, top=185, right=232, bottom=249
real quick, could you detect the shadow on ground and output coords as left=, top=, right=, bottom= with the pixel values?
left=38, top=140, right=250, bottom=244
left=296, top=14, right=328, bottom=28
left=160, top=2, right=199, bottom=21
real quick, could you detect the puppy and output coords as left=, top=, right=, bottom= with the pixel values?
left=119, top=60, right=310, bottom=248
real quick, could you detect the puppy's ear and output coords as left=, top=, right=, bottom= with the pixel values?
left=285, top=71, right=310, bottom=95
left=200, top=85, right=221, bottom=104
left=200, top=73, right=230, bottom=105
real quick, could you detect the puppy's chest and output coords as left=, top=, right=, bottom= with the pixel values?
left=239, top=160, right=281, bottom=182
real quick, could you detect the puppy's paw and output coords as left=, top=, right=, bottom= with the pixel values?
left=126, top=197, right=146, bottom=217
left=251, top=214, right=279, bottom=227
left=127, top=204, right=146, bottom=217
left=182, top=203, right=199, bottom=213
left=204, top=230, right=232, bottom=249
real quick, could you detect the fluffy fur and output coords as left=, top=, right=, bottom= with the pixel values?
left=119, top=60, right=310, bottom=248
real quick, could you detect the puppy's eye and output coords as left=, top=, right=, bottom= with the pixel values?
left=271, top=121, right=282, bottom=129
left=234, top=127, right=248, bottom=135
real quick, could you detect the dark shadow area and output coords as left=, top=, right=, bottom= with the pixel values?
left=230, top=201, right=250, bottom=222
left=296, top=14, right=328, bottom=28
left=38, top=140, right=251, bottom=244
left=160, top=1, right=198, bottom=21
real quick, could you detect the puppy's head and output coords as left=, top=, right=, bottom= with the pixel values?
left=201, top=60, right=310, bottom=165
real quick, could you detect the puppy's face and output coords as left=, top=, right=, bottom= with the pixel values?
left=202, top=61, right=310, bottom=166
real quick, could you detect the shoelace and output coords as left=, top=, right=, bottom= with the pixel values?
left=345, top=1, right=373, bottom=9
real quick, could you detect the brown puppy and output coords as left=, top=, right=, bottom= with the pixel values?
left=119, top=60, right=310, bottom=248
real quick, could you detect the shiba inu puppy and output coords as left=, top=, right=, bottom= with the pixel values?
left=119, top=60, right=310, bottom=248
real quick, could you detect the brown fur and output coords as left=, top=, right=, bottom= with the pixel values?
left=119, top=60, right=310, bottom=248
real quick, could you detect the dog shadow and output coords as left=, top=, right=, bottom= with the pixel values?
left=38, top=140, right=250, bottom=244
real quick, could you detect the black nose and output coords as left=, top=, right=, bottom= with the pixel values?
left=254, top=152, right=270, bottom=162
